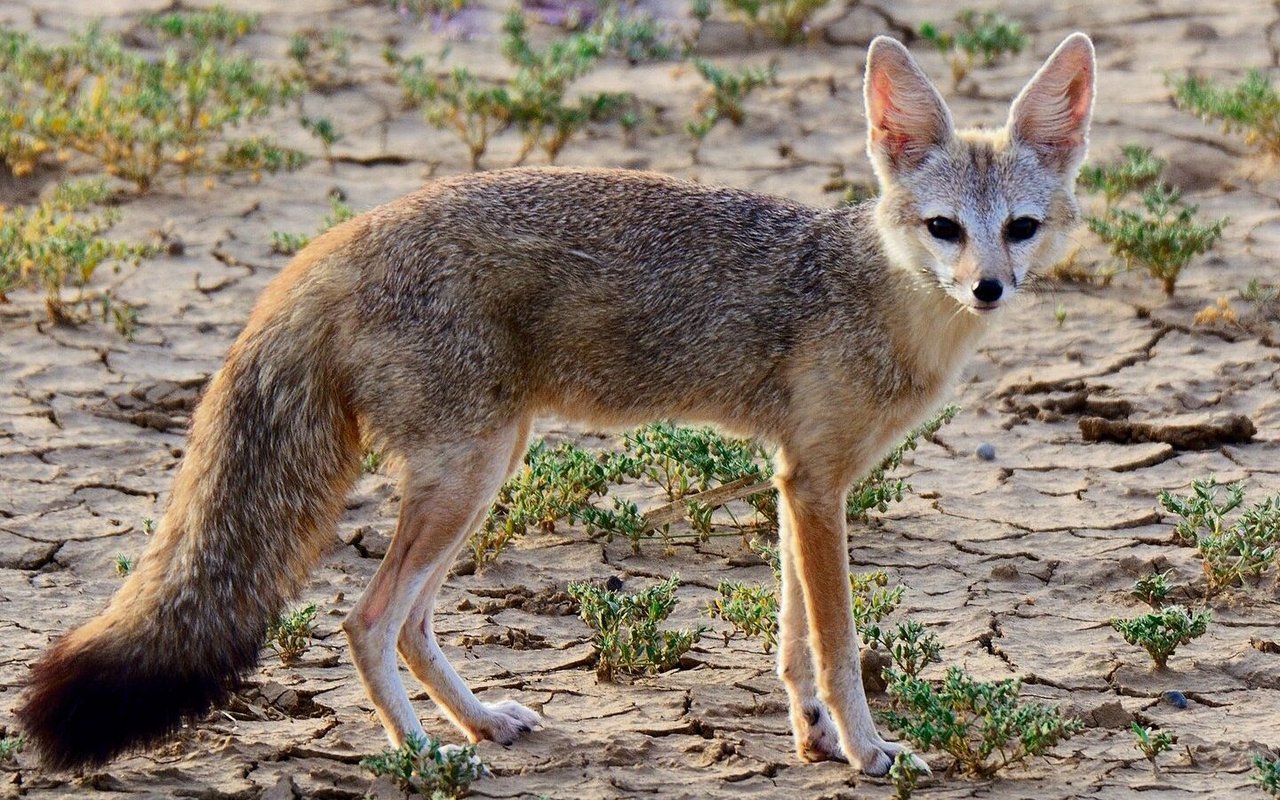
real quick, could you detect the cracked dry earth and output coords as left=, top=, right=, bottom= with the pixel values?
left=2, top=0, right=1280, bottom=798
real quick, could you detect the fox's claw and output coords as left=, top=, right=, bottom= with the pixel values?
left=796, top=700, right=846, bottom=763
left=468, top=699, right=542, bottom=746
left=850, top=737, right=931, bottom=777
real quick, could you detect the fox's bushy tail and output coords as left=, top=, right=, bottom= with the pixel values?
left=18, top=265, right=362, bottom=770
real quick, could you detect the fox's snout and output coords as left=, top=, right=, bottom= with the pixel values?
left=970, top=278, right=1004, bottom=306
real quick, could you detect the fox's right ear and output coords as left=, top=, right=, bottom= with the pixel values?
left=864, top=36, right=954, bottom=181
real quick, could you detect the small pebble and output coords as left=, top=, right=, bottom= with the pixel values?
left=1164, top=690, right=1188, bottom=709
left=976, top=443, right=996, bottom=461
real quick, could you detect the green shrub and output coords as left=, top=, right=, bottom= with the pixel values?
left=1255, top=753, right=1280, bottom=797
left=391, top=12, right=628, bottom=168
left=708, top=580, right=779, bottom=651
left=143, top=5, right=259, bottom=48
left=271, top=193, right=356, bottom=255
left=1160, top=478, right=1280, bottom=594
left=1110, top=605, right=1211, bottom=669
left=1131, top=721, right=1175, bottom=776
left=1087, top=183, right=1227, bottom=295
left=267, top=603, right=318, bottom=665
left=0, top=734, right=24, bottom=762
left=1077, top=145, right=1166, bottom=210
left=718, top=0, right=833, bottom=44
left=882, top=666, right=1084, bottom=777
left=471, top=440, right=642, bottom=566
left=1172, top=70, right=1280, bottom=157
left=0, top=21, right=304, bottom=192
left=568, top=575, right=707, bottom=680
left=360, top=734, right=485, bottom=798
left=289, top=28, right=353, bottom=91
left=0, top=179, right=154, bottom=325
left=686, top=59, right=776, bottom=154
left=1131, top=570, right=1172, bottom=606
left=919, top=10, right=1027, bottom=88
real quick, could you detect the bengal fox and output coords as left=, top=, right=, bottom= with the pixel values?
left=18, top=33, right=1094, bottom=776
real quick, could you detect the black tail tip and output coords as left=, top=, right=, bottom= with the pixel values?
left=17, top=639, right=240, bottom=771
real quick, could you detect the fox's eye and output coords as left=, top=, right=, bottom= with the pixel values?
left=1006, top=217, right=1040, bottom=242
left=926, top=217, right=962, bottom=241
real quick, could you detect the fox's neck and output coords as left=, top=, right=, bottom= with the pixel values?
left=882, top=250, right=991, bottom=398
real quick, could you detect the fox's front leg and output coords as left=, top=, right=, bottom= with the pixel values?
left=777, top=523, right=843, bottom=763
left=775, top=458, right=927, bottom=776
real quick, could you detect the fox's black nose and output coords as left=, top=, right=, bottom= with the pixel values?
left=972, top=279, right=1003, bottom=303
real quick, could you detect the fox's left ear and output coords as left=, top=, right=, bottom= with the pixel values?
left=1007, top=32, right=1095, bottom=175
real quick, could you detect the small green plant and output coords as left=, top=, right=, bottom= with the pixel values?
left=471, top=440, right=643, bottom=567
left=706, top=567, right=922, bottom=673
left=391, top=12, right=627, bottom=169
left=301, top=115, right=343, bottom=163
left=918, top=10, right=1027, bottom=88
left=0, top=180, right=154, bottom=324
left=708, top=580, right=779, bottom=651
left=1110, top=605, right=1211, bottom=669
left=849, top=569, right=905, bottom=636
left=718, top=0, right=832, bottom=44
left=568, top=576, right=707, bottom=680
left=849, top=404, right=960, bottom=520
left=289, top=28, right=354, bottom=91
left=882, top=666, right=1084, bottom=777
left=1241, top=277, right=1280, bottom=316
left=389, top=0, right=468, bottom=20
left=890, top=748, right=926, bottom=800
left=114, top=554, right=134, bottom=576
left=686, top=59, right=776, bottom=154
left=595, top=9, right=674, bottom=63
left=1087, top=183, right=1227, bottom=295
left=143, top=5, right=259, bottom=48
left=1254, top=753, right=1280, bottom=797
left=1054, top=303, right=1067, bottom=326
left=142, top=517, right=156, bottom=534
left=1131, top=570, right=1172, bottom=606
left=0, top=734, right=24, bottom=762
left=1077, top=145, right=1166, bottom=211
left=1172, top=70, right=1280, bottom=157
left=361, top=450, right=383, bottom=474
left=0, top=22, right=304, bottom=191
left=360, top=733, right=486, bottom=798
left=624, top=422, right=775, bottom=526
left=1159, top=479, right=1280, bottom=594
left=882, top=620, right=943, bottom=678
left=271, top=193, right=357, bottom=255
left=267, top=603, right=317, bottom=664
left=1131, top=721, right=1175, bottom=776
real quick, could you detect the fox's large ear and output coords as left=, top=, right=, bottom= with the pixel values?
left=864, top=36, right=953, bottom=178
left=1007, top=33, right=1095, bottom=174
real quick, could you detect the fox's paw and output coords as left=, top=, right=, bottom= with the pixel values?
left=469, top=699, right=542, bottom=746
left=795, top=701, right=845, bottom=763
left=847, top=736, right=931, bottom=777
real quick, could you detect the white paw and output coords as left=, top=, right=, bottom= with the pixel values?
left=849, top=736, right=931, bottom=777
left=795, top=701, right=846, bottom=763
left=469, top=699, right=542, bottom=746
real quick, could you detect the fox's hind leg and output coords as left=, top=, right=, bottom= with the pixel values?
left=342, top=421, right=528, bottom=748
left=396, top=418, right=542, bottom=745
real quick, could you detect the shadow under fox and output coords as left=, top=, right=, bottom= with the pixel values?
left=19, top=32, right=1095, bottom=777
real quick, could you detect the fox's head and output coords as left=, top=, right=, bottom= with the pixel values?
left=864, top=33, right=1095, bottom=314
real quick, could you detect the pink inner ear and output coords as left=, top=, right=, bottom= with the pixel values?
left=1067, top=71, right=1092, bottom=128
left=869, top=70, right=914, bottom=161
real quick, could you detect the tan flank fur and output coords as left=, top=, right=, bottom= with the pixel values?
left=19, top=33, right=1095, bottom=776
